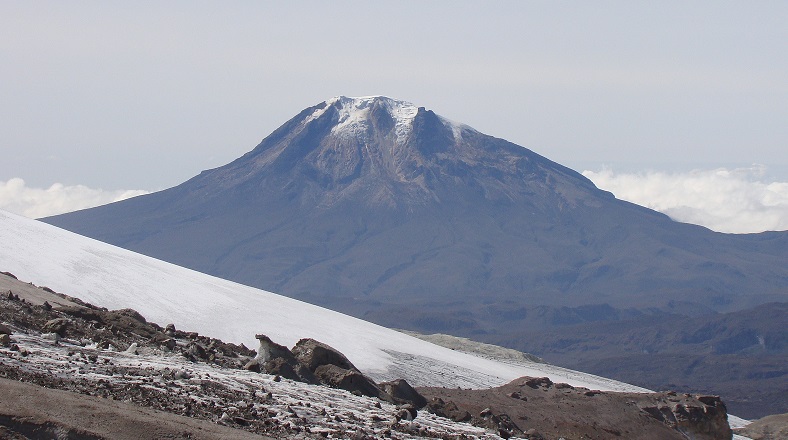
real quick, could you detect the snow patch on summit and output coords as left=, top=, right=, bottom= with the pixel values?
left=328, top=96, right=419, bottom=143
left=308, top=96, right=474, bottom=143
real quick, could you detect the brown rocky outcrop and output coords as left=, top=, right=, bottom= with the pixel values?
left=425, top=397, right=472, bottom=423
left=291, top=338, right=357, bottom=371
left=243, top=337, right=423, bottom=407
left=419, top=376, right=735, bottom=440
left=639, top=394, right=731, bottom=439
left=290, top=338, right=388, bottom=400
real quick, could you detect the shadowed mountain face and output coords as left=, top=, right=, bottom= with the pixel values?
left=44, top=96, right=787, bottom=335
left=503, top=302, right=788, bottom=419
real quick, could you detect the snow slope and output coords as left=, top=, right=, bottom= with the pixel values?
left=0, top=209, right=652, bottom=392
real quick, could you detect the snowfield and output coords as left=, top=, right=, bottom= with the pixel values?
left=0, top=209, right=751, bottom=429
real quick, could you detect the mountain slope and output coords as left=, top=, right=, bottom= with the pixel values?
left=0, top=208, right=648, bottom=392
left=43, top=96, right=788, bottom=337
left=503, top=303, right=787, bottom=419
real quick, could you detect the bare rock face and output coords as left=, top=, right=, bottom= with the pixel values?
left=419, top=377, right=735, bottom=440
left=640, top=394, right=732, bottom=440
left=247, top=334, right=317, bottom=384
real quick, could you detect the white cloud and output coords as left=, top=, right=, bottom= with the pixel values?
left=3, top=170, right=787, bottom=234
left=582, top=165, right=788, bottom=234
left=0, top=178, right=148, bottom=219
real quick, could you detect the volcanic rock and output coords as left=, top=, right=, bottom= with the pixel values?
left=313, top=364, right=384, bottom=400
left=291, top=338, right=357, bottom=371
left=379, top=379, right=427, bottom=408
left=41, top=317, right=70, bottom=337
left=248, top=334, right=317, bottom=384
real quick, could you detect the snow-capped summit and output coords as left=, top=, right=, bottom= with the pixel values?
left=309, top=96, right=471, bottom=144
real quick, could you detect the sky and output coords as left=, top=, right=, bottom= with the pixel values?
left=1, top=2, right=786, bottom=232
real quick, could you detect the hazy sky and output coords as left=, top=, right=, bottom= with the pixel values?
left=1, top=2, right=787, bottom=231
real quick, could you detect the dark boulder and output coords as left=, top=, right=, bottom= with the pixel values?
left=291, top=338, right=395, bottom=400
left=59, top=306, right=104, bottom=323
left=379, top=379, right=427, bottom=408
left=313, top=364, right=384, bottom=399
left=476, top=409, right=521, bottom=439
left=42, top=318, right=70, bottom=336
left=523, top=377, right=553, bottom=389
left=291, top=338, right=357, bottom=372
left=425, top=397, right=472, bottom=423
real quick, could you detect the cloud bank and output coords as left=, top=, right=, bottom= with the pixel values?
left=583, top=166, right=788, bottom=233
left=3, top=169, right=787, bottom=234
left=0, top=178, right=148, bottom=219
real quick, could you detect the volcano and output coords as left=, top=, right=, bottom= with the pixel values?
left=44, top=96, right=787, bottom=334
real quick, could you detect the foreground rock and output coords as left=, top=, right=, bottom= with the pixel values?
left=1, top=272, right=491, bottom=439
left=292, top=338, right=393, bottom=402
left=0, top=378, right=270, bottom=440
left=249, top=335, right=427, bottom=407
left=419, top=376, right=732, bottom=440
left=1, top=271, right=739, bottom=439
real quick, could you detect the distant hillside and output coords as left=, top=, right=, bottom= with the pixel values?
left=503, top=302, right=788, bottom=419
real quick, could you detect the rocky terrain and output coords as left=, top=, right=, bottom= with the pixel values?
left=419, top=377, right=731, bottom=440
left=0, top=272, right=491, bottom=439
left=0, top=271, right=744, bottom=439
left=0, top=378, right=270, bottom=440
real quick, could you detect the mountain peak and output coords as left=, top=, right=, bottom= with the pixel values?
left=206, top=95, right=598, bottom=209
left=301, top=96, right=470, bottom=144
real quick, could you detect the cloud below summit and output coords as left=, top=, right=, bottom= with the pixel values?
left=0, top=178, right=148, bottom=219
left=3, top=167, right=787, bottom=234
left=583, top=166, right=788, bottom=233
